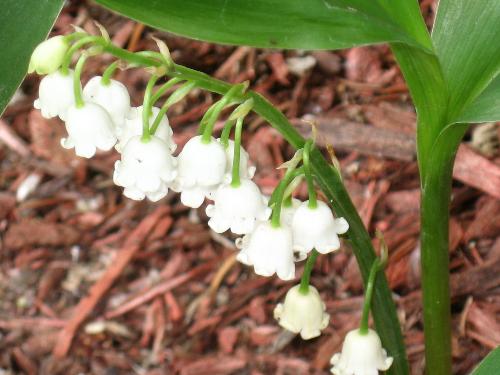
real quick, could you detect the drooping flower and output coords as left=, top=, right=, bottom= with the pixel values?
left=34, top=69, right=75, bottom=120
left=220, top=139, right=256, bottom=182
left=274, top=284, right=329, bottom=340
left=292, top=200, right=349, bottom=256
left=172, top=135, right=227, bottom=208
left=28, top=36, right=69, bottom=75
left=61, top=102, right=116, bottom=158
left=83, top=76, right=131, bottom=128
left=113, top=135, right=177, bottom=201
left=236, top=221, right=295, bottom=280
left=115, top=106, right=176, bottom=153
left=206, top=179, right=271, bottom=235
left=330, top=329, right=393, bottom=375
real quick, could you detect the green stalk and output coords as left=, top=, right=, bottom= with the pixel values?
left=359, top=258, right=382, bottom=335
left=302, top=140, right=317, bottom=209
left=61, top=35, right=104, bottom=75
left=230, top=117, right=243, bottom=187
left=73, top=54, right=87, bottom=108
left=220, top=119, right=234, bottom=148
left=270, top=167, right=304, bottom=228
left=419, top=125, right=467, bottom=375
left=150, top=81, right=196, bottom=135
left=101, top=61, right=119, bottom=85
left=392, top=42, right=465, bottom=375
left=141, top=74, right=159, bottom=142
left=299, top=250, right=318, bottom=294
left=84, top=43, right=409, bottom=374
left=151, top=77, right=183, bottom=104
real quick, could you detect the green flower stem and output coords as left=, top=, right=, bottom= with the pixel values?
left=61, top=35, right=104, bottom=75
left=359, top=258, right=384, bottom=335
left=220, top=119, right=234, bottom=148
left=73, top=54, right=87, bottom=108
left=283, top=195, right=293, bottom=208
left=230, top=117, right=244, bottom=187
left=200, top=84, right=245, bottom=143
left=141, top=74, right=159, bottom=142
left=303, top=140, right=317, bottom=209
left=84, top=43, right=408, bottom=375
left=299, top=250, right=319, bottom=294
left=150, top=81, right=197, bottom=135
left=151, top=77, right=183, bottom=104
left=101, top=61, right=119, bottom=85
left=63, top=32, right=88, bottom=43
left=270, top=167, right=304, bottom=228
left=198, top=100, right=226, bottom=141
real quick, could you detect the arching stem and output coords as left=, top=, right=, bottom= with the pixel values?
left=141, top=74, right=159, bottom=142
left=303, top=140, right=317, bottom=209
left=270, top=167, right=304, bottom=228
left=299, top=250, right=319, bottom=294
left=231, top=117, right=244, bottom=187
left=101, top=61, right=119, bottom=85
left=73, top=54, right=88, bottom=108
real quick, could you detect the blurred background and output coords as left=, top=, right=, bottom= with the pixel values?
left=0, top=1, right=499, bottom=374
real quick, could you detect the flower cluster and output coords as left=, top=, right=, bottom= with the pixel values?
left=29, top=34, right=392, bottom=375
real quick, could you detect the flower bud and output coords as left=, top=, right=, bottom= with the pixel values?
left=172, top=135, right=227, bottom=208
left=61, top=102, right=116, bottom=158
left=83, top=76, right=131, bottom=128
left=113, top=136, right=177, bottom=201
left=206, top=179, right=271, bottom=235
left=236, top=221, right=295, bottom=280
left=34, top=69, right=75, bottom=120
left=28, top=36, right=69, bottom=75
left=330, top=328, right=393, bottom=375
left=115, top=106, right=176, bottom=153
left=292, top=200, right=348, bottom=256
left=274, top=284, right=329, bottom=340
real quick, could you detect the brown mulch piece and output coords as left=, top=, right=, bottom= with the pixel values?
left=0, top=1, right=498, bottom=374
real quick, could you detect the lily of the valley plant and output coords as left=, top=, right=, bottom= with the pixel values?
left=2, top=0, right=499, bottom=374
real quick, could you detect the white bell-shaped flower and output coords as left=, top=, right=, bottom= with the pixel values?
left=34, top=69, right=75, bottom=120
left=220, top=139, right=256, bottom=182
left=330, top=329, right=393, bottom=375
left=115, top=106, right=176, bottom=153
left=206, top=179, right=271, bottom=235
left=274, top=284, right=329, bottom=340
left=173, top=135, right=227, bottom=208
left=236, top=221, right=295, bottom=280
left=113, top=135, right=177, bottom=202
left=292, top=200, right=349, bottom=256
left=280, top=198, right=301, bottom=226
left=83, top=76, right=131, bottom=128
left=61, top=102, right=116, bottom=158
left=28, top=36, right=69, bottom=75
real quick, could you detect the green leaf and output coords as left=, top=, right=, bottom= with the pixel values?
left=325, top=0, right=432, bottom=50
left=470, top=347, right=500, bottom=375
left=432, top=0, right=500, bottom=122
left=0, top=0, right=64, bottom=116
left=95, top=0, right=427, bottom=51
left=456, top=75, right=500, bottom=123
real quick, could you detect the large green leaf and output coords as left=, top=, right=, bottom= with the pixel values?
left=326, top=0, right=432, bottom=51
left=0, top=0, right=64, bottom=116
left=470, top=347, right=500, bottom=375
left=457, top=75, right=500, bottom=123
left=95, top=0, right=428, bottom=51
left=432, top=0, right=500, bottom=122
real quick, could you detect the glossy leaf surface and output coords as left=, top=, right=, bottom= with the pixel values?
left=0, top=0, right=64, bottom=115
left=95, top=0, right=428, bottom=51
